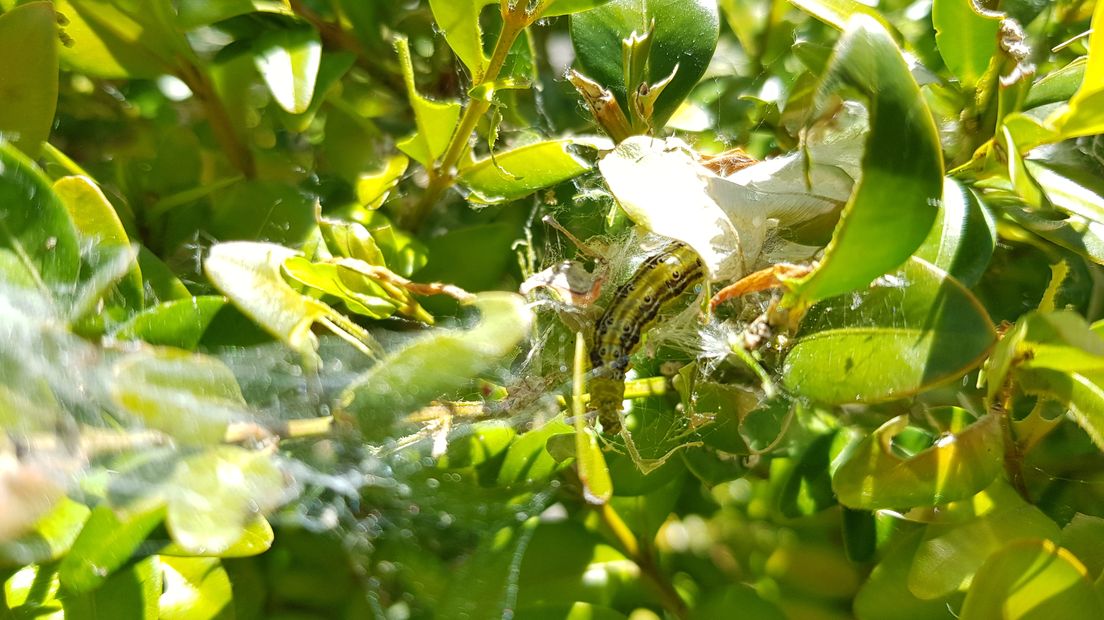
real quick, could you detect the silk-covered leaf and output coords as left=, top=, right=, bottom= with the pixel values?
left=783, top=258, right=997, bottom=404
left=458, top=138, right=606, bottom=204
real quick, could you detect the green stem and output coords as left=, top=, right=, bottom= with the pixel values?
left=993, top=386, right=1030, bottom=501
left=176, top=60, right=256, bottom=179
left=403, top=6, right=535, bottom=230
left=598, top=503, right=690, bottom=620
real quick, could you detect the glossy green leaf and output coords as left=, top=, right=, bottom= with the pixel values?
left=52, top=0, right=175, bottom=78
left=832, top=412, right=1003, bottom=510
left=960, top=540, right=1103, bottom=619
left=177, top=0, right=293, bottom=29
left=932, top=0, right=1002, bottom=87
left=159, top=557, right=234, bottom=620
left=205, top=242, right=329, bottom=356
left=428, top=0, right=496, bottom=78
left=253, top=25, right=322, bottom=114
left=0, top=498, right=89, bottom=568
left=776, top=433, right=837, bottom=517
left=571, top=0, right=719, bottom=126
left=1024, top=161, right=1104, bottom=224
left=783, top=258, right=997, bottom=404
left=3, top=563, right=63, bottom=612
left=109, top=348, right=247, bottom=444
left=458, top=138, right=602, bottom=204
left=340, top=292, right=532, bottom=436
left=59, top=505, right=164, bottom=594
left=1025, top=58, right=1086, bottom=109
left=111, top=296, right=227, bottom=349
left=394, top=36, right=461, bottom=167
left=909, top=491, right=1060, bottom=599
left=914, top=179, right=996, bottom=288
left=0, top=143, right=80, bottom=297
left=542, top=0, right=614, bottom=18
left=50, top=0, right=167, bottom=78
left=1003, top=203, right=1104, bottom=265
left=1050, top=0, right=1104, bottom=139
left=166, top=446, right=284, bottom=556
left=789, top=0, right=896, bottom=36
left=789, top=16, right=944, bottom=306
left=0, top=2, right=58, bottom=156
left=62, top=556, right=160, bottom=619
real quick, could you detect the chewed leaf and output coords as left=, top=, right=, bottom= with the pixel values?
left=395, top=37, right=461, bottom=166
left=832, top=412, right=1003, bottom=510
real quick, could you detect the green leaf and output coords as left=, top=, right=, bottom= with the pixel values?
left=0, top=498, right=89, bottom=568
left=177, top=0, right=293, bottom=29
left=252, top=25, right=322, bottom=114
left=914, top=179, right=996, bottom=288
left=428, top=0, right=496, bottom=78
left=1050, top=0, right=1104, bottom=139
left=394, top=36, right=462, bottom=167
left=988, top=311, right=1104, bottom=449
left=62, top=556, right=161, bottom=619
left=282, top=256, right=432, bottom=323
left=160, top=515, right=274, bottom=559
left=53, top=175, right=143, bottom=306
left=0, top=1, right=58, bottom=156
left=1025, top=58, right=1086, bottom=109
left=111, top=296, right=227, bottom=349
left=570, top=0, right=719, bottom=126
left=783, top=258, right=997, bottom=405
left=789, top=0, right=897, bottom=36
left=159, top=557, right=235, bottom=620
left=51, top=0, right=167, bottom=78
left=909, top=487, right=1060, bottom=599
left=932, top=0, right=1002, bottom=87
left=692, top=584, right=786, bottom=619
left=0, top=143, right=80, bottom=298
left=854, top=528, right=963, bottom=619
left=457, top=138, right=602, bottom=204
left=576, top=428, right=613, bottom=505
left=542, top=0, right=615, bottom=18
left=166, top=446, right=284, bottom=556
left=1061, top=513, right=1104, bottom=580
left=438, top=517, right=539, bottom=618
left=497, top=416, right=575, bottom=487
left=960, top=540, right=1103, bottom=619
left=204, top=242, right=329, bottom=357
left=109, top=348, right=247, bottom=444
left=59, top=505, right=164, bottom=594
left=355, top=153, right=409, bottom=210
left=789, top=16, right=944, bottom=306
left=832, top=412, right=1003, bottom=510
left=340, top=293, right=532, bottom=437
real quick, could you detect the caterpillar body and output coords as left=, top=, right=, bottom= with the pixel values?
left=589, top=241, right=705, bottom=432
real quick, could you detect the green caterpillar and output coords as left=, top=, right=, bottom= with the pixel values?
left=589, top=241, right=705, bottom=432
